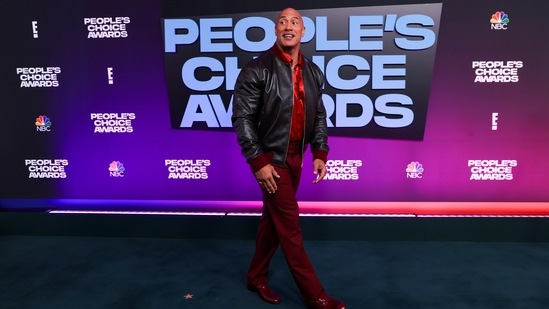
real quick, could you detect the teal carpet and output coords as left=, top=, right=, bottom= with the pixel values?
left=2, top=236, right=549, bottom=308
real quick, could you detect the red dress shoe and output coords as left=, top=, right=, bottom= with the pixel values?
left=247, top=283, right=281, bottom=304
left=307, top=293, right=346, bottom=309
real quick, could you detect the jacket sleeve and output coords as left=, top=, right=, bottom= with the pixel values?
left=231, top=62, right=269, bottom=172
left=310, top=64, right=330, bottom=163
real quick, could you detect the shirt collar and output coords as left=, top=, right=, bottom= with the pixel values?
left=272, top=43, right=303, bottom=68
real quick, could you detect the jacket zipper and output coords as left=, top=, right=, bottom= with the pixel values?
left=283, top=63, right=292, bottom=164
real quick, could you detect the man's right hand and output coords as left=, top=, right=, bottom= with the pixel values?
left=255, top=164, right=280, bottom=194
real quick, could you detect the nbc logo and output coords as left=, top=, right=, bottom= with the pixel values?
left=490, top=11, right=509, bottom=30
left=35, top=115, right=52, bottom=132
left=406, top=161, right=424, bottom=179
left=109, top=161, right=125, bottom=177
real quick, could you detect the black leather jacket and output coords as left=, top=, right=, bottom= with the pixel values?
left=232, top=46, right=329, bottom=170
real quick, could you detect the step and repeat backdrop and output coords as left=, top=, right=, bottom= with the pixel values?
left=1, top=0, right=548, bottom=215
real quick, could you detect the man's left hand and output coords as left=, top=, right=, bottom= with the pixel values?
left=312, top=159, right=327, bottom=184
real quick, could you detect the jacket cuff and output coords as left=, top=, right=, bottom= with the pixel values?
left=248, top=154, right=270, bottom=173
left=313, top=150, right=328, bottom=163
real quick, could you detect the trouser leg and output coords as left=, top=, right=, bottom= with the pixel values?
left=247, top=204, right=279, bottom=285
left=262, top=152, right=323, bottom=301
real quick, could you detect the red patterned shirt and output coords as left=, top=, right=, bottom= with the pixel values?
left=273, top=44, right=305, bottom=142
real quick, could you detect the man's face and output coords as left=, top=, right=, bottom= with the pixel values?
left=275, top=8, right=305, bottom=50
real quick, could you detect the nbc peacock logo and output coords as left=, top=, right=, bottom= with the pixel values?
left=35, top=115, right=52, bottom=132
left=109, top=161, right=125, bottom=177
left=406, top=161, right=424, bottom=179
left=490, top=11, right=509, bottom=30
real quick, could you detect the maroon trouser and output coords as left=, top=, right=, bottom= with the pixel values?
left=247, top=142, right=324, bottom=301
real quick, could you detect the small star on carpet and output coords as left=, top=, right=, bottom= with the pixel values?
left=184, top=293, right=194, bottom=300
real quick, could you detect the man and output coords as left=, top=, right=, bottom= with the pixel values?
left=232, top=7, right=346, bottom=309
